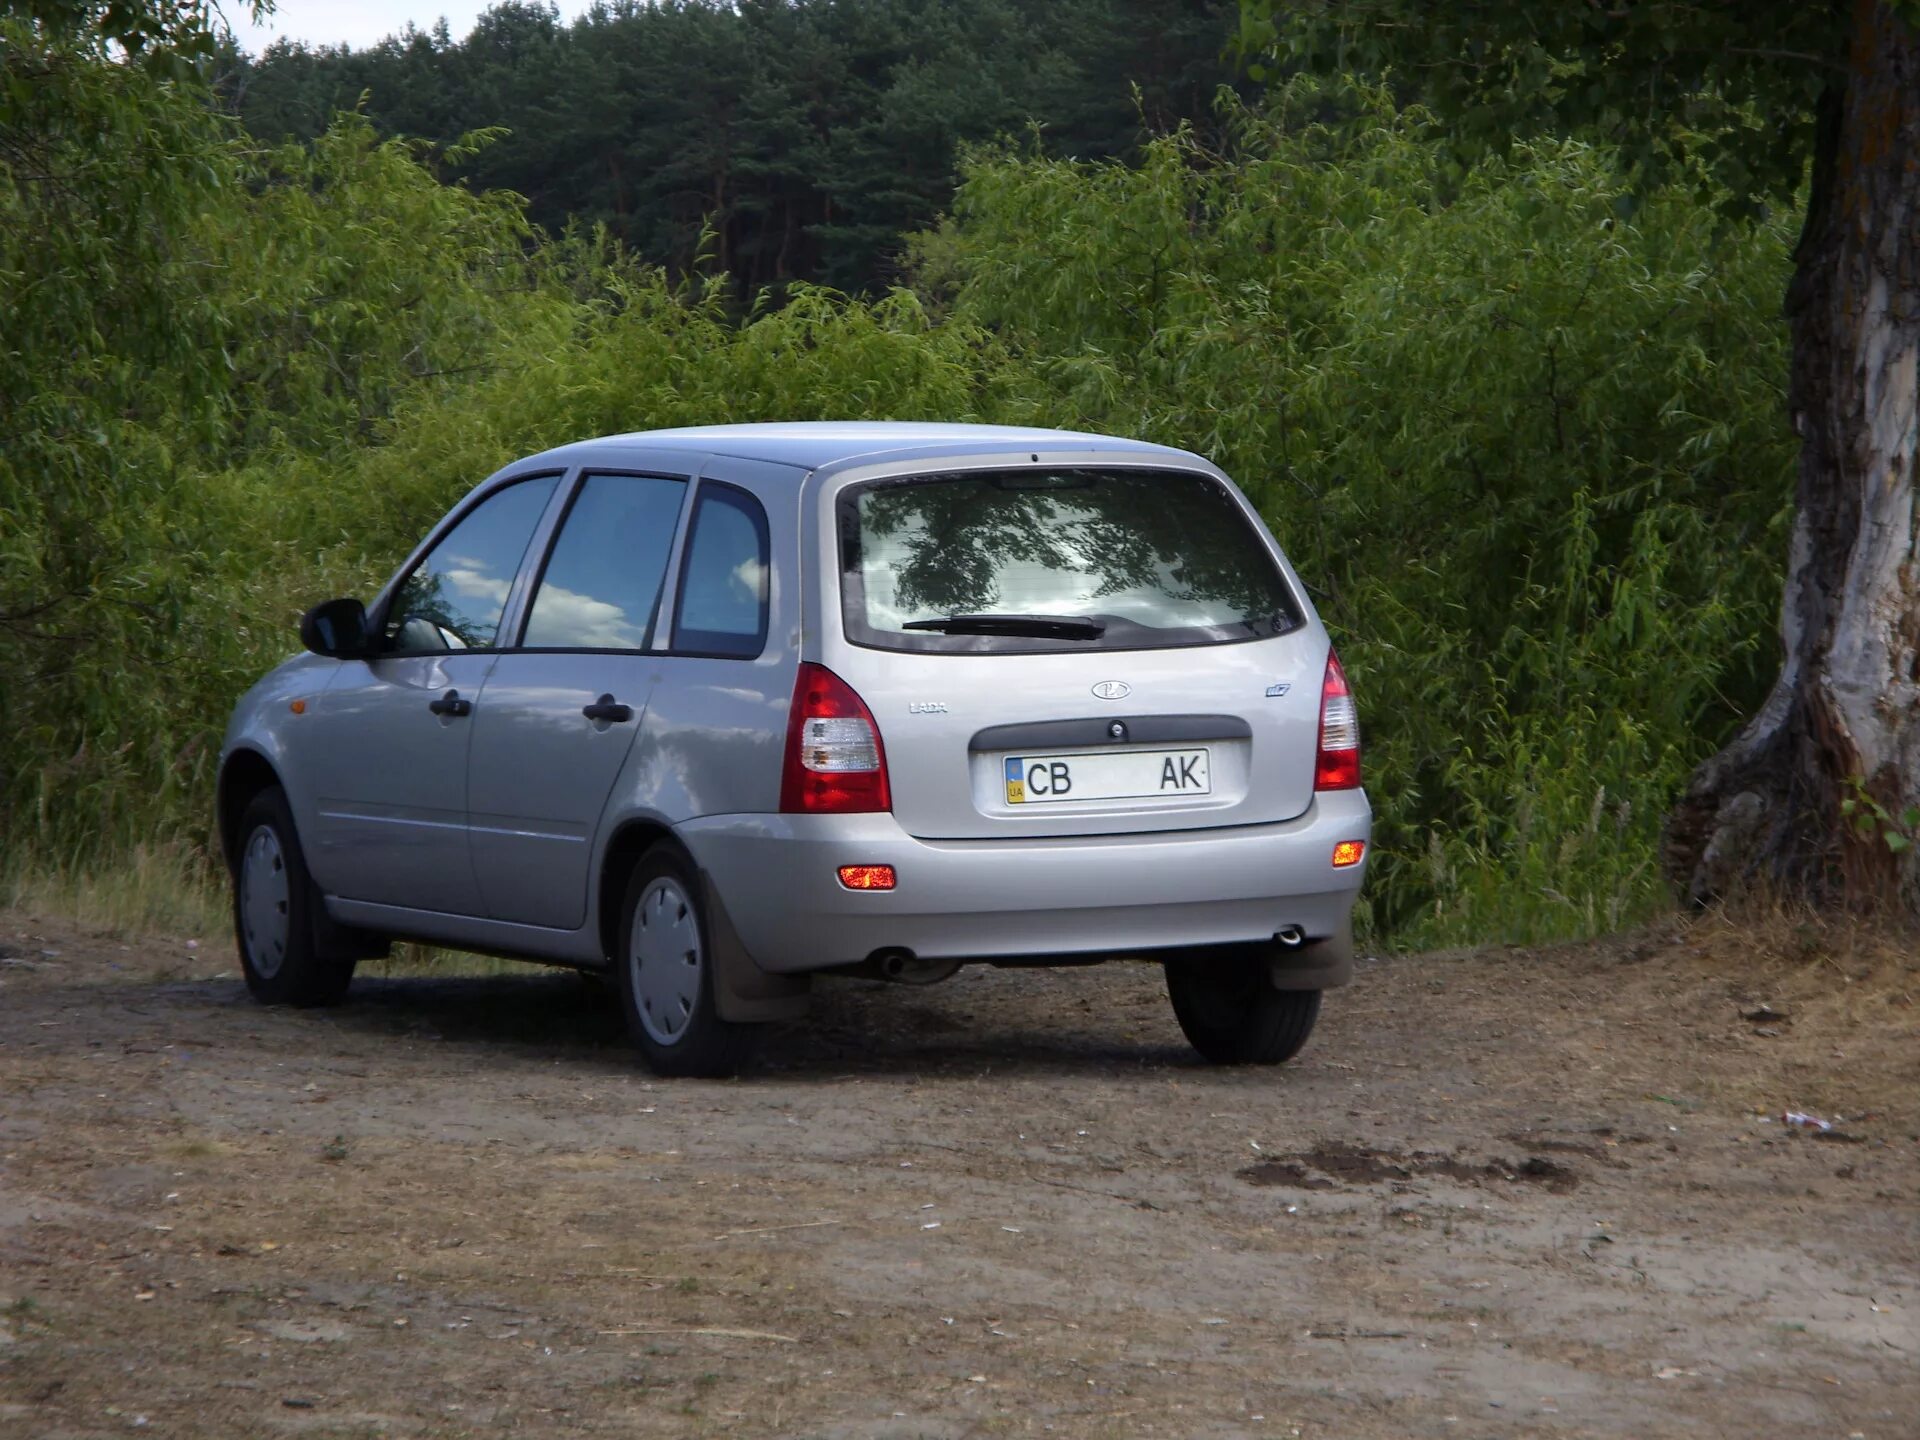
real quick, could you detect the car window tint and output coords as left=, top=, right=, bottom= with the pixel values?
left=673, top=485, right=769, bottom=658
left=522, top=474, right=688, bottom=650
left=385, top=476, right=558, bottom=652
left=838, top=467, right=1301, bottom=654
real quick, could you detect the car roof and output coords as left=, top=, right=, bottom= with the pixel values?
left=522, top=421, right=1204, bottom=473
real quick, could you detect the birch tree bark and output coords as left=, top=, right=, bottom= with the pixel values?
left=1665, top=2, right=1920, bottom=906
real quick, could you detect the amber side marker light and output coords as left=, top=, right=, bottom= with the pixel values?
left=837, top=864, right=897, bottom=891
left=1332, top=840, right=1367, bottom=869
left=289, top=698, right=307, bottom=715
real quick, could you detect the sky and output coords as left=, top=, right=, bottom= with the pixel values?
left=221, top=1, right=598, bottom=54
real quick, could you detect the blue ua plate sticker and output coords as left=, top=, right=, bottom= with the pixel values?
left=1004, top=756, right=1026, bottom=803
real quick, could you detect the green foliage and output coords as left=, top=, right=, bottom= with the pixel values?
left=916, top=83, right=1795, bottom=943
left=1840, top=784, right=1920, bottom=857
left=13, top=0, right=227, bottom=58
left=1235, top=1, right=1843, bottom=223
left=229, top=0, right=1249, bottom=296
left=207, top=119, right=557, bottom=454
left=1, top=14, right=245, bottom=846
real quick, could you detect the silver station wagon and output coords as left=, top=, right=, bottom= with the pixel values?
left=219, top=423, right=1370, bottom=1074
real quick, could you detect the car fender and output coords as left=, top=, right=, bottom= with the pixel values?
left=217, top=654, right=340, bottom=880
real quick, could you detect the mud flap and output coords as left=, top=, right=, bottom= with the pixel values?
left=700, top=874, right=811, bottom=1023
left=1266, top=917, right=1354, bottom=991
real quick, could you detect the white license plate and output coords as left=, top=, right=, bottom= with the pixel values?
left=1003, top=748, right=1211, bottom=805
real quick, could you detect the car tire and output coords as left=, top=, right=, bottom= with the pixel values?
left=616, top=847, right=760, bottom=1078
left=1165, top=952, right=1321, bottom=1065
left=232, top=785, right=356, bottom=1007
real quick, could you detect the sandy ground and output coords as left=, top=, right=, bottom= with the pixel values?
left=1, top=908, right=1915, bottom=1439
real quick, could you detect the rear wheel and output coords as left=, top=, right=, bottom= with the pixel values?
left=616, top=847, right=760, bottom=1077
left=1165, top=952, right=1320, bottom=1065
left=232, top=786, right=355, bottom=1007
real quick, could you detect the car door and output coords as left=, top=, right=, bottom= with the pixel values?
left=465, top=470, right=692, bottom=929
left=302, top=474, right=562, bottom=915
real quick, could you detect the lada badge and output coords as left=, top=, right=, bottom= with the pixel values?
left=1091, top=680, right=1131, bottom=700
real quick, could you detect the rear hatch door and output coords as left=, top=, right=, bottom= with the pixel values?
left=820, top=461, right=1328, bottom=841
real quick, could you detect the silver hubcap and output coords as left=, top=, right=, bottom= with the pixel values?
left=240, top=824, right=292, bottom=979
left=629, top=875, right=702, bottom=1046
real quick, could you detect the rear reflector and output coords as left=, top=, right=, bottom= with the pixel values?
left=781, top=663, right=892, bottom=813
left=837, top=864, right=896, bottom=890
left=1314, top=649, right=1362, bottom=791
left=1332, top=840, right=1366, bottom=868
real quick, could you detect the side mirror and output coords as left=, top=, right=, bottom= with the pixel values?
left=299, top=597, right=372, bottom=658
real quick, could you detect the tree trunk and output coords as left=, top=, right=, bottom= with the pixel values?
left=1666, top=1, right=1920, bottom=909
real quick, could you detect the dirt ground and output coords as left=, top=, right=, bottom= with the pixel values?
left=1, top=908, right=1915, bottom=1440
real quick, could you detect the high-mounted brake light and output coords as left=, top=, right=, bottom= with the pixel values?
left=1314, top=650, right=1362, bottom=791
left=780, top=663, right=892, bottom=813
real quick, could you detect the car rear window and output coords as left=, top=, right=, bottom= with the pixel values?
left=838, top=467, right=1302, bottom=653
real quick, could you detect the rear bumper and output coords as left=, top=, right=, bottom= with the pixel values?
left=677, top=790, right=1370, bottom=975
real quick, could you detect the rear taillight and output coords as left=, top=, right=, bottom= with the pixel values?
left=1314, top=649, right=1361, bottom=791
left=780, top=663, right=891, bottom=813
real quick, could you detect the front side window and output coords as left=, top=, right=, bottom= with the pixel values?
left=838, top=467, right=1302, bottom=653
left=672, top=484, right=769, bottom=658
left=522, top=474, right=689, bottom=650
left=384, top=475, right=559, bottom=652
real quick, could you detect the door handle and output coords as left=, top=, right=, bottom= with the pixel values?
left=582, top=693, right=634, bottom=724
left=428, top=689, right=472, bottom=718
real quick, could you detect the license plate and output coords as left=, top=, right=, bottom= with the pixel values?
left=1003, top=748, right=1211, bottom=805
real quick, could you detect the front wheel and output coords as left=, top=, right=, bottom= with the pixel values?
left=232, top=786, right=355, bottom=1007
left=616, top=848, right=760, bottom=1077
left=1165, top=954, right=1320, bottom=1066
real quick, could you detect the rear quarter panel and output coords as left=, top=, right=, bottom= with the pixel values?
left=598, top=454, right=806, bottom=830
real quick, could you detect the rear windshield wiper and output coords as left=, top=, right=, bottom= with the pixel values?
left=902, top=612, right=1107, bottom=640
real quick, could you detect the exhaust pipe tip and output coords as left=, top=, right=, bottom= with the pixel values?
left=866, top=947, right=961, bottom=985
left=1276, top=925, right=1306, bottom=948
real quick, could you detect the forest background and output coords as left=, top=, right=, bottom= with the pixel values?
left=1, top=0, right=1799, bottom=946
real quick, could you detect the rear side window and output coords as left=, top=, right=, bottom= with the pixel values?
left=672, top=484, right=770, bottom=658
left=384, top=475, right=559, bottom=652
left=522, top=474, right=688, bottom=650
left=838, top=468, right=1301, bottom=653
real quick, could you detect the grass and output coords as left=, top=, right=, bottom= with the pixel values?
left=1, top=842, right=227, bottom=940
left=1554, top=899, right=1920, bottom=1127
left=1, top=850, right=536, bottom=979
left=360, top=944, right=536, bottom=979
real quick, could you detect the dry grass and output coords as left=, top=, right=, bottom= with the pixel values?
left=1550, top=902, right=1920, bottom=1130
left=0, top=841, right=227, bottom=940
left=358, top=943, right=537, bottom=979
left=1679, top=902, right=1920, bottom=1124
left=1, top=854, right=543, bottom=980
